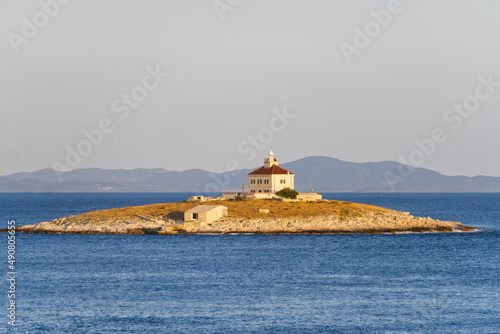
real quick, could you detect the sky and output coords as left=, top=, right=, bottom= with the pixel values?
left=1, top=0, right=500, bottom=177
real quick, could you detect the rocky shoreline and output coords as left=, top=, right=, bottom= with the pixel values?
left=5, top=199, right=480, bottom=235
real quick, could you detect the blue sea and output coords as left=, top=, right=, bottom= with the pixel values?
left=1, top=193, right=499, bottom=333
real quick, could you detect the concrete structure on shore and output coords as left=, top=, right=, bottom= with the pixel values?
left=248, top=148, right=295, bottom=193
left=187, top=195, right=207, bottom=202
left=184, top=205, right=227, bottom=225
left=187, top=195, right=224, bottom=203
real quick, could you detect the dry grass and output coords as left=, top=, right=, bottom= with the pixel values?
left=64, top=199, right=393, bottom=223
left=12, top=198, right=478, bottom=235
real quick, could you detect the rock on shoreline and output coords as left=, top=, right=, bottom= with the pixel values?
left=7, top=199, right=479, bottom=235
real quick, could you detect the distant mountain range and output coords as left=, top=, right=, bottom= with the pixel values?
left=1, top=156, right=500, bottom=192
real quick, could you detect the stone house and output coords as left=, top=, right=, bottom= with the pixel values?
left=184, top=205, right=228, bottom=224
left=248, top=148, right=295, bottom=193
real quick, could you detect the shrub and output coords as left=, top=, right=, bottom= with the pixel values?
left=235, top=193, right=248, bottom=201
left=276, top=188, right=299, bottom=199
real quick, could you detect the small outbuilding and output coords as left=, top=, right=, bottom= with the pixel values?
left=187, top=195, right=206, bottom=202
left=184, top=205, right=228, bottom=224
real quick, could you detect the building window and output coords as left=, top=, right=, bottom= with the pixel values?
left=192, top=213, right=198, bottom=220
left=250, top=180, right=255, bottom=184
left=264, top=180, right=269, bottom=184
left=258, top=180, right=263, bottom=184
left=251, top=190, right=255, bottom=193
left=280, top=179, right=286, bottom=184
left=258, top=190, right=262, bottom=193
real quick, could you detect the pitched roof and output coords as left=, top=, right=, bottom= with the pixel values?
left=248, top=165, right=294, bottom=175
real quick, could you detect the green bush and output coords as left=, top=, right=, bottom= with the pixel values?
left=276, top=188, right=299, bottom=199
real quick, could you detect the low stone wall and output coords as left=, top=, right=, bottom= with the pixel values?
left=218, top=192, right=322, bottom=201
left=248, top=193, right=277, bottom=199
left=296, top=193, right=323, bottom=201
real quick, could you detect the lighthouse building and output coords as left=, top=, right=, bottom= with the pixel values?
left=248, top=149, right=295, bottom=193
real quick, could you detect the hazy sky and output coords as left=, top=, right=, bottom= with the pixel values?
left=1, top=0, right=500, bottom=177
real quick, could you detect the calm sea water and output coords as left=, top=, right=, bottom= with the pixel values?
left=1, top=193, right=499, bottom=333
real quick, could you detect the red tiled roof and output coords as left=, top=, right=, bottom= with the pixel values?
left=248, top=165, right=294, bottom=175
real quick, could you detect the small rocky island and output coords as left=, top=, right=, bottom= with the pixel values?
left=8, top=151, right=479, bottom=235
left=13, top=198, right=478, bottom=235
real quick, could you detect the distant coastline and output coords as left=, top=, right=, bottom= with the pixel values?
left=2, top=156, right=500, bottom=193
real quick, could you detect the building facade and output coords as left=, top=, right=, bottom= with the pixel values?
left=248, top=149, right=294, bottom=193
